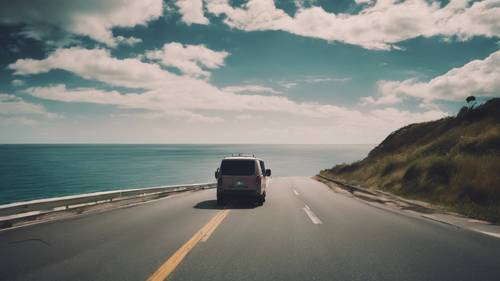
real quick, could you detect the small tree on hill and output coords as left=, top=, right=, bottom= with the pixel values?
left=466, top=96, right=477, bottom=109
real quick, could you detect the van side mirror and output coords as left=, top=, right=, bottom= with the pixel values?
left=265, top=169, right=271, bottom=177
left=215, top=168, right=220, bottom=179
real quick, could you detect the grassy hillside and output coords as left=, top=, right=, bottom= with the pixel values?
left=322, top=98, right=500, bottom=222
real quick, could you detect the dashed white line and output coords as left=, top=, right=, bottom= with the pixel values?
left=293, top=189, right=299, bottom=196
left=303, top=205, right=322, bottom=224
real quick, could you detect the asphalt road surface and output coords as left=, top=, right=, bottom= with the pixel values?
left=1, top=177, right=500, bottom=281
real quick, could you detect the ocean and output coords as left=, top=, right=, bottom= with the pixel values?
left=0, top=144, right=372, bottom=205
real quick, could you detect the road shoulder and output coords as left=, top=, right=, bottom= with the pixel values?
left=314, top=174, right=500, bottom=239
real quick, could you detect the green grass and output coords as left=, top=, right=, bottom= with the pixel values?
left=325, top=98, right=500, bottom=222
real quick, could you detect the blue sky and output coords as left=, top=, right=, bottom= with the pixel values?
left=0, top=0, right=498, bottom=143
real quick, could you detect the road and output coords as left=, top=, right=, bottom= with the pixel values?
left=1, top=177, right=500, bottom=281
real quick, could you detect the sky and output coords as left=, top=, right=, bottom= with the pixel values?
left=0, top=0, right=498, bottom=144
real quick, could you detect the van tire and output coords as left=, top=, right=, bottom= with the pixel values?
left=257, top=194, right=265, bottom=205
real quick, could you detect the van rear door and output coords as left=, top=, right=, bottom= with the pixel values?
left=220, top=160, right=256, bottom=189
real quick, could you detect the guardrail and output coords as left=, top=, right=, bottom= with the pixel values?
left=0, top=182, right=216, bottom=229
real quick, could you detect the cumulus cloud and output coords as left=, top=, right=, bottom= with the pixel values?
left=365, top=49, right=500, bottom=104
left=176, top=0, right=209, bottom=25
left=8, top=47, right=183, bottom=90
left=8, top=47, right=339, bottom=118
left=206, top=0, right=500, bottom=50
left=10, top=46, right=448, bottom=142
left=0, top=0, right=163, bottom=47
left=24, top=85, right=225, bottom=124
left=144, top=42, right=229, bottom=78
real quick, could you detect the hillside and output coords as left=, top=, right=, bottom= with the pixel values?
left=322, top=98, right=500, bottom=222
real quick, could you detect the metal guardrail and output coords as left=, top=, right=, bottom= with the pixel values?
left=0, top=182, right=216, bottom=219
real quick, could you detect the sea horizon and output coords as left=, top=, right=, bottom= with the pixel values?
left=0, top=144, right=373, bottom=205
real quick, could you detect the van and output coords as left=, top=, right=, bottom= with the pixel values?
left=214, top=154, right=271, bottom=205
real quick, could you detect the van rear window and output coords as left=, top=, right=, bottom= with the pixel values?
left=220, top=160, right=255, bottom=176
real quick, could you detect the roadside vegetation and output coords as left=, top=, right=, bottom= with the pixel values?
left=322, top=98, right=500, bottom=222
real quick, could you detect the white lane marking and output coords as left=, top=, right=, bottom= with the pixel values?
left=476, top=230, right=500, bottom=239
left=293, top=189, right=299, bottom=196
left=303, top=205, right=322, bottom=224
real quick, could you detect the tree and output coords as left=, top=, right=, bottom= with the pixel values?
left=466, top=95, right=476, bottom=109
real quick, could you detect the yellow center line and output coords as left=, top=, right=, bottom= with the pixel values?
left=147, top=209, right=230, bottom=281
left=201, top=209, right=229, bottom=242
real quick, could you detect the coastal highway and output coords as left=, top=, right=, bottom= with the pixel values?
left=1, top=177, right=500, bottom=281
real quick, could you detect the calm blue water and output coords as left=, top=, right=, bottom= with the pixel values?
left=0, top=144, right=372, bottom=204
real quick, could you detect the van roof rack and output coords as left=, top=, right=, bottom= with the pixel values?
left=230, top=153, right=255, bottom=157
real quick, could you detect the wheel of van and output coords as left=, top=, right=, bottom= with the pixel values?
left=257, top=194, right=265, bottom=205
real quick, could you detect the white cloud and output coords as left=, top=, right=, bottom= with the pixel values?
left=223, top=85, right=281, bottom=94
left=278, top=76, right=351, bottom=89
left=369, top=107, right=445, bottom=124
left=113, top=111, right=224, bottom=124
left=281, top=82, right=298, bottom=89
left=11, top=46, right=449, bottom=143
left=0, top=93, right=56, bottom=119
left=8, top=47, right=183, bottom=90
left=206, top=0, right=500, bottom=50
left=0, top=0, right=163, bottom=47
left=25, top=83, right=447, bottom=140
left=355, top=0, right=374, bottom=4
left=24, top=84, right=357, bottom=119
left=144, top=42, right=229, bottom=78
left=0, top=116, right=40, bottom=126
left=282, top=76, right=351, bottom=84
left=116, top=36, right=142, bottom=46
left=11, top=79, right=25, bottom=87
left=301, top=77, right=352, bottom=83
left=369, top=49, right=500, bottom=104
left=176, top=0, right=209, bottom=25
left=235, top=114, right=253, bottom=120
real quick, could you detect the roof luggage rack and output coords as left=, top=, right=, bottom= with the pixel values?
left=230, top=153, right=255, bottom=157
